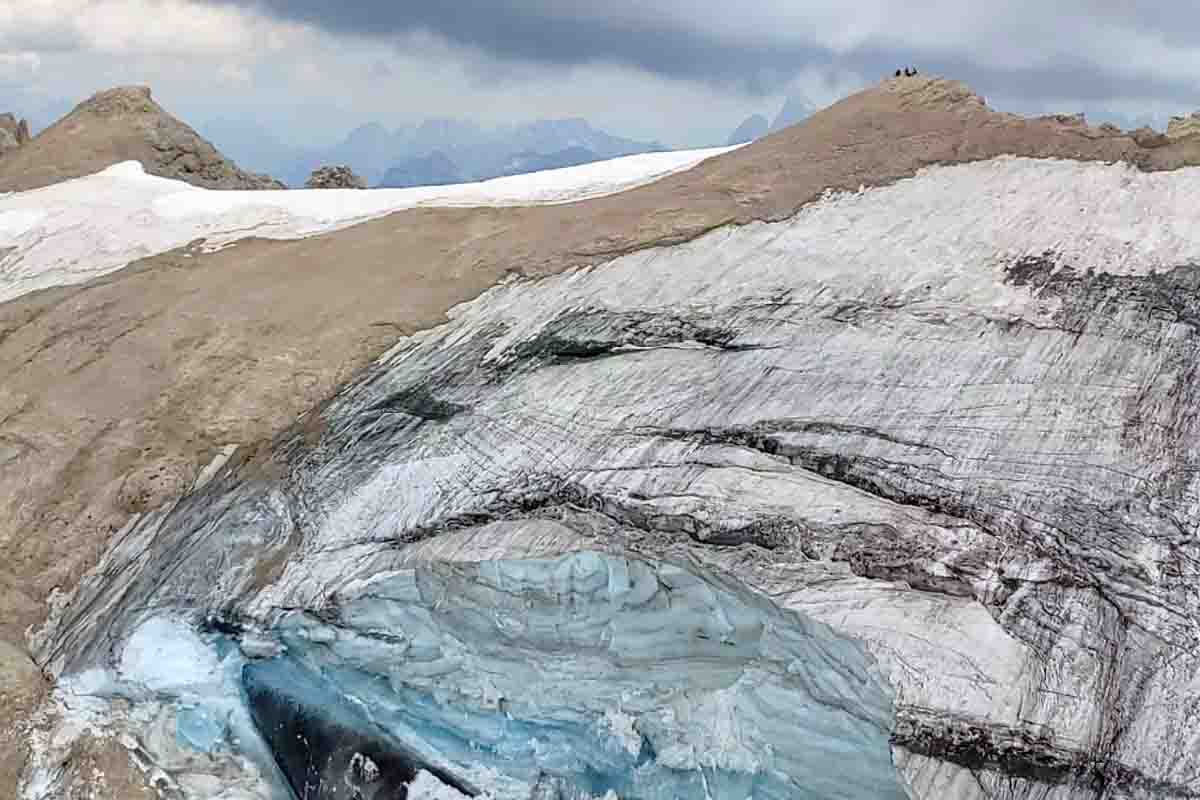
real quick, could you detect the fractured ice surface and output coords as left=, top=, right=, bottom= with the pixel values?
left=118, top=616, right=223, bottom=693
left=39, top=154, right=1200, bottom=797
left=34, top=553, right=906, bottom=799
left=25, top=617, right=286, bottom=800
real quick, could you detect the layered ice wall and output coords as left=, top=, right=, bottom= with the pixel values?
left=34, top=155, right=1200, bottom=798
left=30, top=554, right=905, bottom=800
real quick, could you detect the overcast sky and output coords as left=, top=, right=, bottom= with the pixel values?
left=3, top=1, right=1199, bottom=148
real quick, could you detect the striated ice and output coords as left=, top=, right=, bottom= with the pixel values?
left=42, top=152, right=1200, bottom=795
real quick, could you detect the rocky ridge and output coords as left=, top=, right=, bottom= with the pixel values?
left=0, top=86, right=283, bottom=192
left=9, top=76, right=1200, bottom=797
left=1168, top=111, right=1200, bottom=140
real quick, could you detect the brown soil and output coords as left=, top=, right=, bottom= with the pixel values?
left=3, top=75, right=1200, bottom=796
left=0, top=641, right=44, bottom=796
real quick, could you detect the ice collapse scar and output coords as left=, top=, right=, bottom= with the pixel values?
left=243, top=657, right=478, bottom=799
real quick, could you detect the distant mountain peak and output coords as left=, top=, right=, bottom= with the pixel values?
left=728, top=113, right=769, bottom=145
left=210, top=114, right=666, bottom=189
left=770, top=93, right=817, bottom=133
left=344, top=121, right=391, bottom=142
left=377, top=150, right=462, bottom=189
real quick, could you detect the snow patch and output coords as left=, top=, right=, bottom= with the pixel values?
left=0, top=146, right=737, bottom=303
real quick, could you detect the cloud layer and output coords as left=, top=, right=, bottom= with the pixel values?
left=225, top=0, right=1200, bottom=99
left=2, top=1, right=1199, bottom=150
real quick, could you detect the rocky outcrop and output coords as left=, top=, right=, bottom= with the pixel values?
left=14, top=76, right=1200, bottom=798
left=1167, top=111, right=1200, bottom=140
left=1131, top=125, right=1171, bottom=148
left=0, top=113, right=31, bottom=156
left=0, top=86, right=284, bottom=192
left=303, top=164, right=366, bottom=189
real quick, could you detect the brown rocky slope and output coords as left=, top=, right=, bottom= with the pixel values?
left=5, top=75, right=1200, bottom=796
left=0, top=86, right=283, bottom=192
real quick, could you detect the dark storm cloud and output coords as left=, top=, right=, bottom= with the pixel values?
left=225, top=0, right=1200, bottom=105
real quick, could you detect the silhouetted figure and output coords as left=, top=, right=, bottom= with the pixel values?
left=895, top=69, right=902, bottom=77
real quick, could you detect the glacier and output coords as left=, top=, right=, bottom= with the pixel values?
left=28, top=553, right=905, bottom=800
left=0, top=145, right=736, bottom=304
left=28, top=152, right=1200, bottom=798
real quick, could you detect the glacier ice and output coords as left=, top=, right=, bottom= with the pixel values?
left=33, top=553, right=907, bottom=799
left=34, top=153, right=1200, bottom=797
left=117, top=616, right=223, bottom=694
left=25, top=616, right=286, bottom=800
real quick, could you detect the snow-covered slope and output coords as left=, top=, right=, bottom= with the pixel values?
left=30, top=152, right=1200, bottom=799
left=0, top=145, right=735, bottom=304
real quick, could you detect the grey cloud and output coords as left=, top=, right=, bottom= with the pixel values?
left=0, top=26, right=86, bottom=55
left=223, top=0, right=1200, bottom=107
left=231, top=0, right=823, bottom=92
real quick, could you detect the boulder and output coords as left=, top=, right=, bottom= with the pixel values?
left=303, top=165, right=367, bottom=189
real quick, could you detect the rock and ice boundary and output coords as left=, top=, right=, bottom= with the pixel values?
left=24, top=152, right=1200, bottom=798
left=0, top=146, right=735, bottom=304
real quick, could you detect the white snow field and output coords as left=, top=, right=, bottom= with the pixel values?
left=0, top=145, right=737, bottom=304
